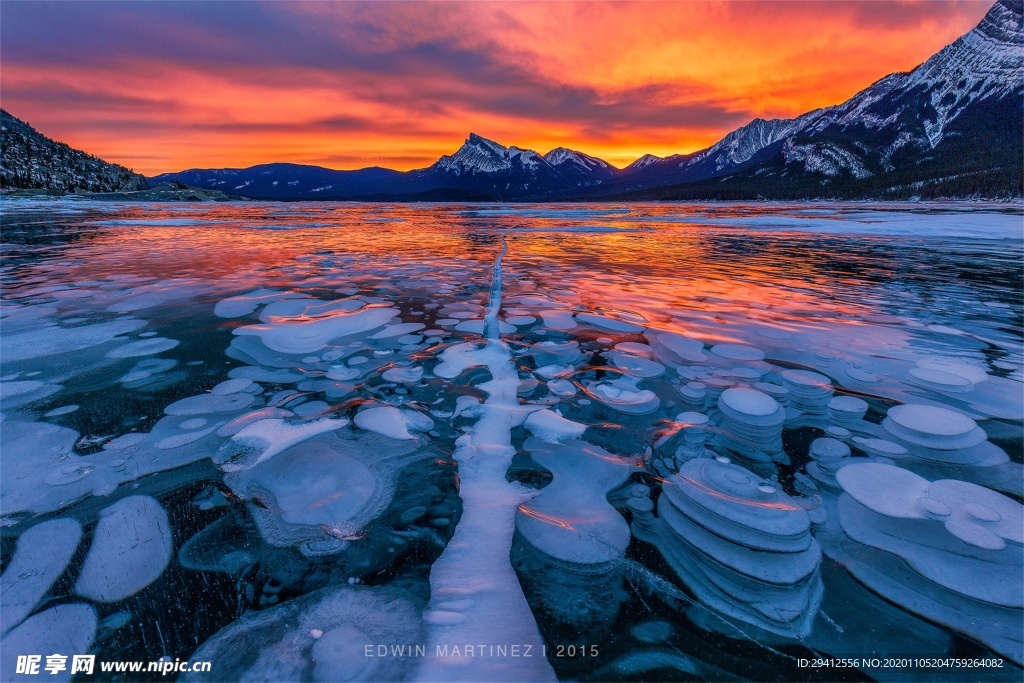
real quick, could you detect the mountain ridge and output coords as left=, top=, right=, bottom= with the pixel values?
left=0, top=109, right=148, bottom=194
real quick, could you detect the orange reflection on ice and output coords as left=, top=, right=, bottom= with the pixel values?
left=669, top=474, right=803, bottom=512
left=518, top=505, right=576, bottom=531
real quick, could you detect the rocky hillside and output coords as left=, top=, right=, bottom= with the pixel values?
left=0, top=109, right=148, bottom=193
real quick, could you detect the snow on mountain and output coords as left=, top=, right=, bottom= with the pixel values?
left=625, top=154, right=665, bottom=171
left=433, top=133, right=536, bottom=176
left=544, top=147, right=611, bottom=171
left=688, top=116, right=810, bottom=171
left=626, top=0, right=1022, bottom=190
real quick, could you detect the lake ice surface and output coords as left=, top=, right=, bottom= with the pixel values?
left=0, top=200, right=1021, bottom=681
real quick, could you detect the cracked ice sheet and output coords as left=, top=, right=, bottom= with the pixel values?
left=416, top=237, right=555, bottom=683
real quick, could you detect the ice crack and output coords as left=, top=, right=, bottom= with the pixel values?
left=416, top=236, right=555, bottom=682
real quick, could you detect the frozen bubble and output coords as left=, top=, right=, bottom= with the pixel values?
left=719, top=387, right=780, bottom=417
left=259, top=297, right=365, bottom=322
left=916, top=357, right=989, bottom=384
left=851, top=437, right=909, bottom=458
left=182, top=585, right=422, bottom=683
left=575, top=312, right=644, bottom=332
left=75, top=496, right=172, bottom=602
left=229, top=430, right=422, bottom=550
left=326, top=365, right=360, bottom=381
left=211, top=378, right=254, bottom=395
left=370, top=322, right=426, bottom=339
left=0, top=604, right=97, bottom=682
left=1, top=518, right=82, bottom=634
left=590, top=378, right=660, bottom=414
left=105, top=337, right=180, bottom=358
left=165, top=392, right=255, bottom=415
left=663, top=459, right=813, bottom=546
left=836, top=463, right=932, bottom=518
left=829, top=396, right=868, bottom=414
left=535, top=364, right=573, bottom=379
left=523, top=409, right=586, bottom=444
left=395, top=334, right=423, bottom=345
left=709, top=343, right=765, bottom=362
left=538, top=310, right=577, bottom=330
left=293, top=401, right=330, bottom=417
left=846, top=367, right=881, bottom=383
left=882, top=404, right=987, bottom=450
left=546, top=379, right=577, bottom=397
left=516, top=438, right=634, bottom=564
left=609, top=351, right=665, bottom=378
left=454, top=319, right=516, bottom=334
left=907, top=367, right=974, bottom=392
left=781, top=368, right=833, bottom=389
left=654, top=332, right=706, bottom=362
left=615, top=342, right=654, bottom=356
left=235, top=305, right=398, bottom=355
left=837, top=489, right=1022, bottom=607
left=1, top=317, right=145, bottom=362
left=354, top=405, right=430, bottom=440
left=216, top=417, right=348, bottom=471
left=0, top=380, right=61, bottom=408
left=214, top=288, right=309, bottom=318
left=382, top=366, right=423, bottom=384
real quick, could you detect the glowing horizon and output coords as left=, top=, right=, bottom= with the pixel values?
left=0, top=1, right=993, bottom=176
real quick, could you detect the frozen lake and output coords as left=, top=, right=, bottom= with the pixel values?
left=1, top=200, right=1022, bottom=681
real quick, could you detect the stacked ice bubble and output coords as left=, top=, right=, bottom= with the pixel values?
left=631, top=458, right=823, bottom=637
left=806, top=437, right=852, bottom=488
left=880, top=404, right=1009, bottom=467
left=780, top=369, right=834, bottom=414
left=713, top=387, right=786, bottom=463
left=828, top=463, right=1023, bottom=664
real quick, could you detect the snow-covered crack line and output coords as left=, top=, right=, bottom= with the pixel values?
left=416, top=236, right=556, bottom=682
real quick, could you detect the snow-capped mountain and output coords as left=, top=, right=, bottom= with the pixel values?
left=0, top=109, right=148, bottom=193
left=618, top=0, right=1022, bottom=198
left=427, top=134, right=616, bottom=193
left=434, top=133, right=545, bottom=176
left=624, top=153, right=685, bottom=173
left=151, top=0, right=1021, bottom=201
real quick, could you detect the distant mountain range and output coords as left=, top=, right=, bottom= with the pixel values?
left=4, top=0, right=1021, bottom=201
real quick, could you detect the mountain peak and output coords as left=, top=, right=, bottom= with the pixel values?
left=986, top=0, right=1023, bottom=43
left=625, top=153, right=664, bottom=171
left=465, top=133, right=507, bottom=154
left=544, top=147, right=611, bottom=170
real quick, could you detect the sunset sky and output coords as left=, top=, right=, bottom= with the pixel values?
left=1, top=1, right=992, bottom=176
